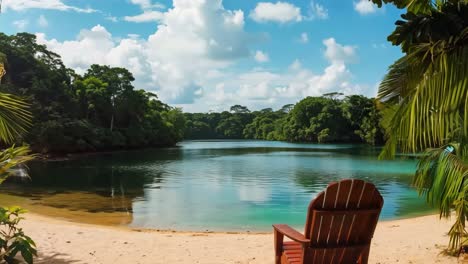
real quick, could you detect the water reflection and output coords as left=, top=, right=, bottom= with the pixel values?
left=0, top=140, right=432, bottom=231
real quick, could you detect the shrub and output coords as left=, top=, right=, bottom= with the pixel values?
left=0, top=207, right=37, bottom=264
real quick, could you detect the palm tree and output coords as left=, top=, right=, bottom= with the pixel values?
left=375, top=0, right=468, bottom=251
left=0, top=53, right=6, bottom=85
left=0, top=53, right=34, bottom=184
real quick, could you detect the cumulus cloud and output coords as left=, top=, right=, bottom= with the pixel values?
left=254, top=50, right=269, bottom=63
left=196, top=38, right=363, bottom=112
left=37, top=0, right=251, bottom=104
left=3, top=0, right=96, bottom=13
left=36, top=25, right=116, bottom=73
left=250, top=2, right=302, bottom=23
left=125, top=0, right=166, bottom=23
left=323, top=38, right=357, bottom=63
left=35, top=0, right=365, bottom=111
left=307, top=1, right=328, bottom=20
left=38, top=15, right=48, bottom=27
left=124, top=11, right=164, bottom=23
left=130, top=0, right=165, bottom=10
left=354, top=0, right=378, bottom=15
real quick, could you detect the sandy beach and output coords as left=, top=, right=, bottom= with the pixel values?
left=17, top=213, right=458, bottom=264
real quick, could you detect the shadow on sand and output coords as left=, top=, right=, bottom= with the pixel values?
left=36, top=252, right=81, bottom=264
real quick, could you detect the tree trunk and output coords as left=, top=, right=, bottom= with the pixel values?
left=110, top=114, right=114, bottom=132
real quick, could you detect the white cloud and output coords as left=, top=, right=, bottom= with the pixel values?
left=36, top=25, right=115, bottom=73
left=126, top=0, right=166, bottom=23
left=37, top=0, right=251, bottom=104
left=254, top=50, right=269, bottom=63
left=38, top=15, right=48, bottom=27
left=127, top=34, right=141, bottom=39
left=307, top=1, right=328, bottom=20
left=34, top=0, right=366, bottom=111
left=354, top=0, right=378, bottom=15
left=130, top=0, right=165, bottom=10
left=250, top=2, right=302, bottom=23
left=289, top=59, right=302, bottom=71
left=3, top=0, right=96, bottom=13
left=124, top=11, right=164, bottom=23
left=194, top=38, right=364, bottom=112
left=105, top=15, right=118, bottom=22
left=372, top=43, right=386, bottom=49
left=13, top=20, right=29, bottom=31
left=299, top=32, right=309, bottom=43
left=323, top=38, right=357, bottom=64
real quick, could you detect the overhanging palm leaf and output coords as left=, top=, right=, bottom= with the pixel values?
left=377, top=1, right=468, bottom=251
left=379, top=45, right=468, bottom=156
left=414, top=147, right=468, bottom=250
left=371, top=0, right=436, bottom=14
left=379, top=45, right=468, bottom=251
left=0, top=145, right=35, bottom=184
left=0, top=93, right=32, bottom=144
left=0, top=53, right=34, bottom=183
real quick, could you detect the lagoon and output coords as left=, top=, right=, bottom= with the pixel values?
left=0, top=140, right=432, bottom=231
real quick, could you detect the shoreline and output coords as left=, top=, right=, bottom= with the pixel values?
left=23, top=211, right=439, bottom=235
left=33, top=144, right=180, bottom=162
left=0, top=190, right=436, bottom=233
left=31, top=139, right=379, bottom=161
left=19, top=212, right=458, bottom=263
left=30, top=211, right=441, bottom=235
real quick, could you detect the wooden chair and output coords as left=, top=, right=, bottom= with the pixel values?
left=273, top=179, right=384, bottom=264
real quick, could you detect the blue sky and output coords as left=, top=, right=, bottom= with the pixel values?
left=0, top=0, right=404, bottom=112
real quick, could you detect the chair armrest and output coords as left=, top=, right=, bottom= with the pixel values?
left=273, top=224, right=310, bottom=244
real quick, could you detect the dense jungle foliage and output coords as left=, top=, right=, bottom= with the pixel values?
left=185, top=94, right=384, bottom=145
left=0, top=33, right=185, bottom=154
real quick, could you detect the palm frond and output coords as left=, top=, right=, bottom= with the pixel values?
left=414, top=146, right=468, bottom=250
left=0, top=145, right=35, bottom=184
left=0, top=93, right=32, bottom=144
left=377, top=10, right=468, bottom=251
left=406, top=0, right=436, bottom=14
left=379, top=45, right=468, bottom=158
left=370, top=0, right=437, bottom=14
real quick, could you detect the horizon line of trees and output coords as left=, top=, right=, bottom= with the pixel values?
left=185, top=93, right=384, bottom=145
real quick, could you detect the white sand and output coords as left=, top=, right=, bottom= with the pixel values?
left=19, top=213, right=458, bottom=264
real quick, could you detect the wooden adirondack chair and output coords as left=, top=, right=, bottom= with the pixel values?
left=273, top=179, right=384, bottom=264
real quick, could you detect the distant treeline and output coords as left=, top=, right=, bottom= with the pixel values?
left=185, top=94, right=384, bottom=145
left=0, top=32, right=383, bottom=155
left=0, top=33, right=185, bottom=154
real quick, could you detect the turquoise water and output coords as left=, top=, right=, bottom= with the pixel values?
left=0, top=140, right=432, bottom=231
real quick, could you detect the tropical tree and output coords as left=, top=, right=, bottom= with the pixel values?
left=230, top=105, right=250, bottom=114
left=0, top=53, right=37, bottom=264
left=374, top=0, right=468, bottom=251
left=84, top=65, right=135, bottom=132
left=0, top=62, right=34, bottom=183
left=0, top=53, right=6, bottom=85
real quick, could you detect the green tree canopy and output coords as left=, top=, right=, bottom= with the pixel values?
left=0, top=32, right=186, bottom=154
left=230, top=105, right=250, bottom=114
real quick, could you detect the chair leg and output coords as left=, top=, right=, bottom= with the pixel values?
left=274, top=230, right=284, bottom=264
left=358, top=245, right=370, bottom=264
